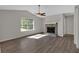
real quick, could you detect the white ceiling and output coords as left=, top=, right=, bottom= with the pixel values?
left=0, top=5, right=75, bottom=17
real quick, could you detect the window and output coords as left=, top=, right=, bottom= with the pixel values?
left=21, top=17, right=34, bottom=32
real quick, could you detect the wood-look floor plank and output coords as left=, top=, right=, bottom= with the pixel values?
left=0, top=35, right=79, bottom=53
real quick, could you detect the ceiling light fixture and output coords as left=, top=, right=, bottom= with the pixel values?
left=36, top=5, right=46, bottom=16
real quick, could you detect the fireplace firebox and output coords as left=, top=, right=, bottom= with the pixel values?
left=46, top=23, right=58, bottom=35
left=47, top=27, right=55, bottom=33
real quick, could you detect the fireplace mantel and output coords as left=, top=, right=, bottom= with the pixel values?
left=45, top=22, right=57, bottom=25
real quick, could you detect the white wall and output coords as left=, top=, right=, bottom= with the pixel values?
left=74, top=6, right=79, bottom=48
left=45, top=15, right=59, bottom=24
left=44, top=14, right=64, bottom=37
left=0, top=10, right=44, bottom=42
left=58, top=15, right=64, bottom=37
left=64, top=15, right=74, bottom=35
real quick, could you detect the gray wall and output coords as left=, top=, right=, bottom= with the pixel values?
left=0, top=10, right=44, bottom=42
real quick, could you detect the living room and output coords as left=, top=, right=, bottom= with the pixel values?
left=0, top=5, right=79, bottom=53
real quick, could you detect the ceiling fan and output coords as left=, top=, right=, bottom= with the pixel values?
left=36, top=5, right=46, bottom=16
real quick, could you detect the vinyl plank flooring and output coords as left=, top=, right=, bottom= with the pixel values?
left=0, top=35, right=79, bottom=53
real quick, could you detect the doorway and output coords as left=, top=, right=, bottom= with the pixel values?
left=64, top=15, right=74, bottom=36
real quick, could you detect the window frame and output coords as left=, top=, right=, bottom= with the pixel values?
left=20, top=17, right=34, bottom=32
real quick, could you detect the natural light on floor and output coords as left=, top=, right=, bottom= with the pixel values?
left=27, top=34, right=48, bottom=39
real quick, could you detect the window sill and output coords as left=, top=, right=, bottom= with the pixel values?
left=20, top=29, right=35, bottom=32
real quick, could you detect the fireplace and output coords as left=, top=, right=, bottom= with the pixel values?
left=45, top=23, right=58, bottom=35
left=47, top=27, right=55, bottom=33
